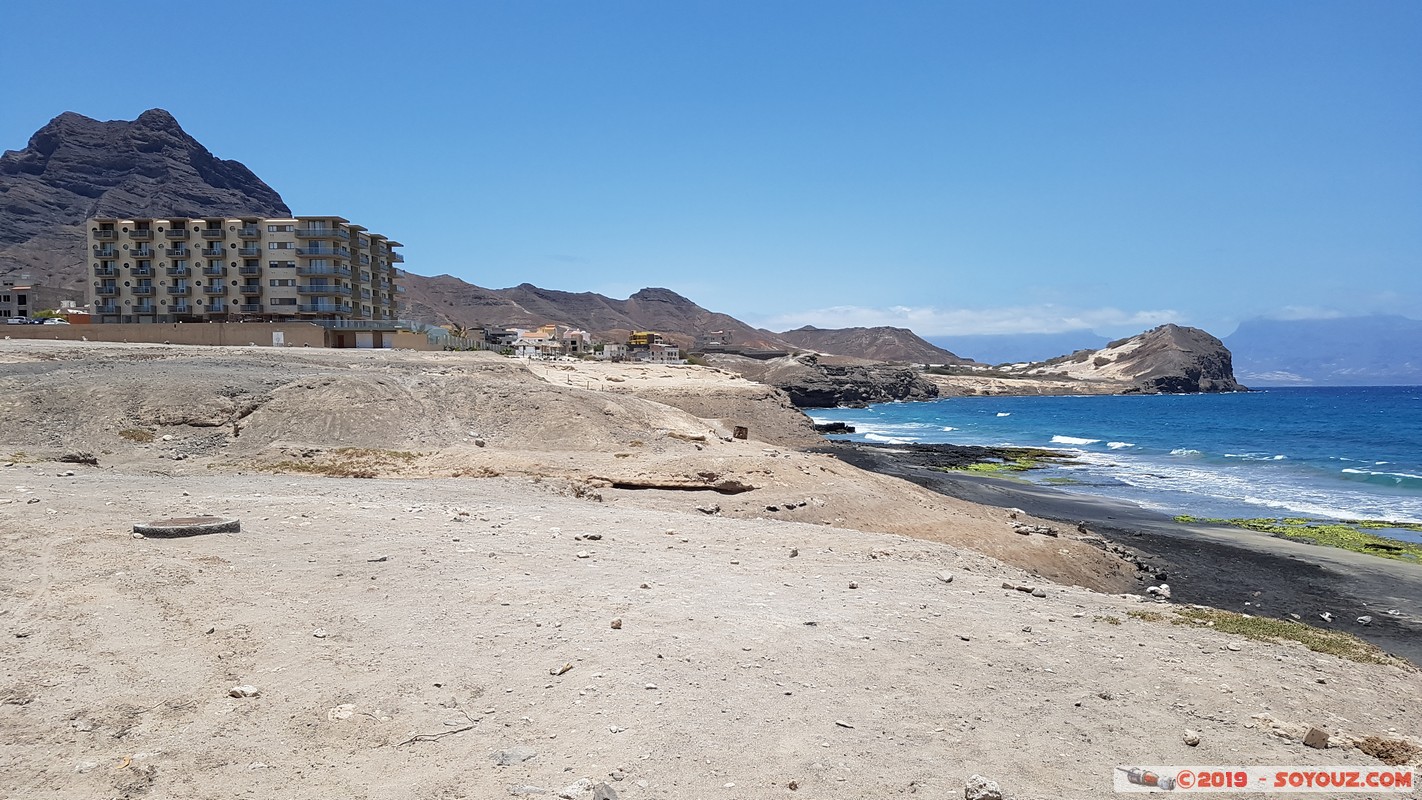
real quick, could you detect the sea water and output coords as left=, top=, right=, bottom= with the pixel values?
left=810, top=386, right=1422, bottom=538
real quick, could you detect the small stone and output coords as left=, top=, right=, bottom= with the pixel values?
left=1302, top=727, right=1329, bottom=749
left=204, top=626, right=216, bottom=634
left=228, top=685, right=260, bottom=698
left=1031, top=588, right=1047, bottom=598
left=1318, top=612, right=1333, bottom=622
left=591, top=782, right=619, bottom=800
left=610, top=618, right=622, bottom=630
left=848, top=582, right=859, bottom=589
left=834, top=719, right=854, bottom=728
left=576, top=551, right=590, bottom=559
left=312, top=628, right=328, bottom=639
left=584, top=533, right=602, bottom=541
left=639, top=583, right=650, bottom=589
left=1001, top=582, right=1015, bottom=590
left=58, top=471, right=75, bottom=477
left=557, top=779, right=593, bottom=799
left=1226, top=642, right=1242, bottom=651
left=493, top=747, right=538, bottom=766
left=790, top=548, right=799, bottom=558
left=1184, top=730, right=1201, bottom=746
left=964, top=774, right=1003, bottom=800
left=644, top=683, right=657, bottom=690
left=936, top=570, right=954, bottom=584
left=508, top=786, right=547, bottom=796
left=608, top=725, right=625, bottom=733
left=1356, top=615, right=1372, bottom=625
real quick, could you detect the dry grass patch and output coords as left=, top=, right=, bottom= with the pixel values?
left=265, top=448, right=423, bottom=479
left=1167, top=607, right=1410, bottom=668
left=118, top=428, right=155, bottom=443
left=1356, top=735, right=1422, bottom=766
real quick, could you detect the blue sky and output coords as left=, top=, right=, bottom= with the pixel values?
left=3, top=0, right=1418, bottom=337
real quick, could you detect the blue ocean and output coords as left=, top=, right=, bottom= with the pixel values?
left=810, top=386, right=1422, bottom=537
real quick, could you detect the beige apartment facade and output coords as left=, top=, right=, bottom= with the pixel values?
left=86, top=216, right=404, bottom=324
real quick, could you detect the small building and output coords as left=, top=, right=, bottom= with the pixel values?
left=0, top=277, right=85, bottom=320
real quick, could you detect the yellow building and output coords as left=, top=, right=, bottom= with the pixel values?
left=86, top=216, right=403, bottom=323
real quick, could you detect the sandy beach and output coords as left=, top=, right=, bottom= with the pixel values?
left=2, top=341, right=1420, bottom=799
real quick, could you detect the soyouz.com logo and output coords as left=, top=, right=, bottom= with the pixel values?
left=1114, top=765, right=1416, bottom=793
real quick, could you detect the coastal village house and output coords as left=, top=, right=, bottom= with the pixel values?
left=85, top=216, right=403, bottom=324
left=1, top=276, right=85, bottom=320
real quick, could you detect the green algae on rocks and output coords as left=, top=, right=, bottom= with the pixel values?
left=1173, top=516, right=1422, bottom=564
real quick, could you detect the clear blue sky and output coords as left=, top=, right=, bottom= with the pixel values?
left=3, top=0, right=1418, bottom=337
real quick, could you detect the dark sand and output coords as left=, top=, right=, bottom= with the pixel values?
left=821, top=441, right=1422, bottom=665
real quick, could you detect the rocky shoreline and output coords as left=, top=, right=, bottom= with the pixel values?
left=818, top=440, right=1422, bottom=665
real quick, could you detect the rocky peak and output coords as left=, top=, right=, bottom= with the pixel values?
left=0, top=109, right=290, bottom=286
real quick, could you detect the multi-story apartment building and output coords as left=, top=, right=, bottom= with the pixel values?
left=86, top=216, right=404, bottom=323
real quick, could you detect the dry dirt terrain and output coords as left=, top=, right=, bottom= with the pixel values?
left=1, top=341, right=1419, bottom=800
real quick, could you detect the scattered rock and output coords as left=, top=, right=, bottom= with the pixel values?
left=59, top=451, right=98, bottom=465
left=1319, top=612, right=1333, bottom=623
left=834, top=720, right=854, bottom=728
left=608, top=725, right=625, bottom=734
left=1356, top=615, right=1372, bottom=626
left=312, top=628, right=328, bottom=639
left=790, top=548, right=799, bottom=558
left=610, top=618, right=622, bottom=630
left=936, top=570, right=954, bottom=584
left=848, top=581, right=859, bottom=589
left=557, top=779, right=592, bottom=799
left=1303, top=727, right=1329, bottom=749
left=964, top=774, right=1003, bottom=800
left=592, top=783, right=619, bottom=800
left=1226, top=642, right=1242, bottom=652
left=367, top=555, right=389, bottom=563
left=494, top=747, right=538, bottom=766
left=1146, top=583, right=1172, bottom=600
left=509, top=786, right=547, bottom=796
left=583, top=533, right=602, bottom=541
left=575, top=551, right=590, bottom=559
left=550, top=663, right=573, bottom=676
left=1030, top=588, right=1047, bottom=598
left=228, top=685, right=260, bottom=698
left=696, top=504, right=721, bottom=515
left=1184, top=730, right=1201, bottom=746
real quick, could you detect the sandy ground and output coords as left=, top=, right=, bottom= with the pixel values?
left=2, top=341, right=1421, bottom=799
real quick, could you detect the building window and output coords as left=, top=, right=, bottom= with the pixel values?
left=269, top=279, right=296, bottom=287
left=271, top=297, right=297, bottom=306
left=269, top=241, right=294, bottom=250
left=267, top=224, right=294, bottom=233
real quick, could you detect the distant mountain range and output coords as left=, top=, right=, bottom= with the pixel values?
left=1224, top=315, right=1422, bottom=386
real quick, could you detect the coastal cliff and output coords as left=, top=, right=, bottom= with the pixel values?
left=929, top=324, right=1246, bottom=396
left=704, top=352, right=940, bottom=408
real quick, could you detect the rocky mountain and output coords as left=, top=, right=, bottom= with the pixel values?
left=703, top=352, right=940, bottom=408
left=1225, top=315, right=1422, bottom=386
left=402, top=276, right=794, bottom=351
left=777, top=325, right=971, bottom=364
left=0, top=109, right=290, bottom=288
left=1003, top=324, right=1245, bottom=393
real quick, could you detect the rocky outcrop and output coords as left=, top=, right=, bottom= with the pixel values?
left=705, top=352, right=940, bottom=408
left=777, top=325, right=972, bottom=364
left=0, top=109, right=289, bottom=287
left=998, top=324, right=1246, bottom=393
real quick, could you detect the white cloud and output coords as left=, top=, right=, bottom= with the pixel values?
left=754, top=304, right=1184, bottom=336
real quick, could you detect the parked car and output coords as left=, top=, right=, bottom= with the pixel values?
left=42, top=318, right=70, bottom=324
left=5, top=317, right=33, bottom=325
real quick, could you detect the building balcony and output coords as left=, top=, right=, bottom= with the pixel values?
left=359, top=255, right=371, bottom=266
left=298, top=304, right=350, bottom=314
left=200, top=228, right=225, bottom=239
left=296, top=247, right=351, bottom=258
left=297, top=265, right=351, bottom=277
left=94, top=303, right=120, bottom=314
left=202, top=266, right=228, bottom=277
left=391, top=252, right=404, bottom=262
left=239, top=304, right=263, bottom=313
left=167, top=285, right=191, bottom=296
left=129, top=229, right=154, bottom=241
left=134, top=304, right=157, bottom=314
left=297, top=285, right=340, bottom=295
left=131, top=286, right=156, bottom=297
left=168, top=246, right=191, bottom=258
left=207, top=304, right=229, bottom=314
left=131, top=267, right=154, bottom=277
left=94, top=230, right=117, bottom=241
left=167, top=265, right=192, bottom=276
left=295, top=227, right=350, bottom=239
left=203, top=285, right=228, bottom=295
left=238, top=265, right=262, bottom=276
left=237, top=226, right=261, bottom=239
left=165, top=228, right=190, bottom=239
left=172, top=304, right=194, bottom=315
left=96, top=285, right=119, bottom=296
left=94, top=265, right=118, bottom=277
left=201, top=248, right=226, bottom=258
left=237, top=246, right=261, bottom=257
left=94, top=247, right=118, bottom=259
left=239, top=284, right=263, bottom=295
left=131, top=247, right=154, bottom=258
